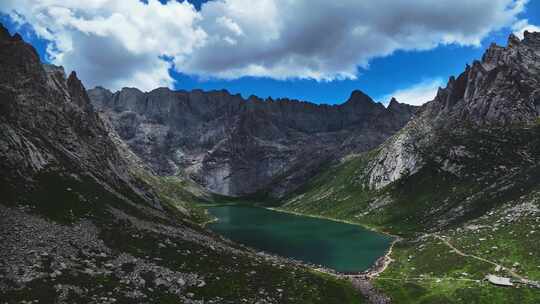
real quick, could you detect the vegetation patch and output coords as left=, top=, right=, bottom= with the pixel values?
left=275, top=125, right=540, bottom=303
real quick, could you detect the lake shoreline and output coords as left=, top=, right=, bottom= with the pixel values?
left=266, top=207, right=401, bottom=278
left=266, top=207, right=398, bottom=239
left=266, top=207, right=401, bottom=303
left=364, top=237, right=400, bottom=278
left=200, top=216, right=218, bottom=227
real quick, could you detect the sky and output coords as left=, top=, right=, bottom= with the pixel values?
left=1, top=0, right=539, bottom=106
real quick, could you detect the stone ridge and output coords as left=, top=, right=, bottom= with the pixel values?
left=0, top=23, right=161, bottom=211
left=89, top=85, right=417, bottom=197
left=366, top=31, right=540, bottom=189
left=427, top=31, right=540, bottom=127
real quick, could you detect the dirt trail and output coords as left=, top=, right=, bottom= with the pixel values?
left=430, top=234, right=526, bottom=281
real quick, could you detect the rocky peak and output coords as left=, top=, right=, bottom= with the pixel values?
left=366, top=31, right=540, bottom=190
left=426, top=31, right=540, bottom=127
left=87, top=86, right=113, bottom=110
left=67, top=71, right=93, bottom=110
left=119, top=87, right=145, bottom=96
left=507, top=33, right=521, bottom=48
left=0, top=24, right=43, bottom=88
left=522, top=30, right=540, bottom=49
left=44, top=64, right=66, bottom=77
left=246, top=94, right=261, bottom=102
left=387, top=97, right=412, bottom=111
left=0, top=23, right=23, bottom=42
left=481, top=43, right=508, bottom=70
left=386, top=98, right=418, bottom=122
left=388, top=97, right=399, bottom=107
left=12, top=33, right=23, bottom=41
left=0, top=25, right=164, bottom=211
left=344, top=90, right=378, bottom=108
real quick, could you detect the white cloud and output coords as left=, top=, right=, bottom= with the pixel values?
left=380, top=78, right=445, bottom=106
left=0, top=0, right=531, bottom=90
left=512, top=19, right=540, bottom=39
left=1, top=0, right=206, bottom=91
left=181, top=0, right=528, bottom=80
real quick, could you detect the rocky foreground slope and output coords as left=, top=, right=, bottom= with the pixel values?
left=0, top=25, right=364, bottom=304
left=282, top=32, right=540, bottom=303
left=89, top=84, right=416, bottom=197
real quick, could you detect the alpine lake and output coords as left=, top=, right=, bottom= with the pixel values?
left=207, top=205, right=393, bottom=272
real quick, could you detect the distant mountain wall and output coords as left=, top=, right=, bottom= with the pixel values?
left=89, top=86, right=417, bottom=197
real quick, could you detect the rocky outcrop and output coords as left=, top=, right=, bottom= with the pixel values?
left=428, top=32, right=540, bottom=127
left=366, top=31, right=540, bottom=189
left=366, top=121, right=428, bottom=189
left=89, top=87, right=417, bottom=197
left=0, top=25, right=163, bottom=211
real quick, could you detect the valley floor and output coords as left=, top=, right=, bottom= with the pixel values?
left=372, top=198, right=540, bottom=304
left=272, top=123, right=540, bottom=303
left=277, top=192, right=540, bottom=304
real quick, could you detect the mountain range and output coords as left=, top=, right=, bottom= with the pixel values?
left=88, top=86, right=416, bottom=197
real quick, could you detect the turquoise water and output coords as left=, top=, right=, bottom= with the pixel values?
left=207, top=206, right=393, bottom=272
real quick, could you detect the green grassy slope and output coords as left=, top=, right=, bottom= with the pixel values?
left=134, top=170, right=213, bottom=223
left=375, top=189, right=540, bottom=304
left=278, top=124, right=540, bottom=303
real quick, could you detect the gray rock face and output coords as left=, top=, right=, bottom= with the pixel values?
left=89, top=87, right=417, bottom=197
left=0, top=24, right=160, bottom=210
left=366, top=120, right=429, bottom=189
left=366, top=31, right=540, bottom=189
left=427, top=32, right=540, bottom=127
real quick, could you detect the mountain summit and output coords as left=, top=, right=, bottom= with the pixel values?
left=425, top=31, right=540, bottom=127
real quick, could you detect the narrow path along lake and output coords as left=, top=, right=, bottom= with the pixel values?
left=207, top=205, right=393, bottom=272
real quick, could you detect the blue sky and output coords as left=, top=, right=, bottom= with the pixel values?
left=2, top=0, right=539, bottom=105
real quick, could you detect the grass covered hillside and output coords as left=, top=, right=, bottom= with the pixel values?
left=279, top=29, right=540, bottom=303
left=283, top=124, right=540, bottom=232
left=281, top=124, right=540, bottom=304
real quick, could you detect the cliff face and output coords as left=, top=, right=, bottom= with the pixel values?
left=89, top=86, right=417, bottom=197
left=0, top=26, right=162, bottom=213
left=366, top=31, right=540, bottom=189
